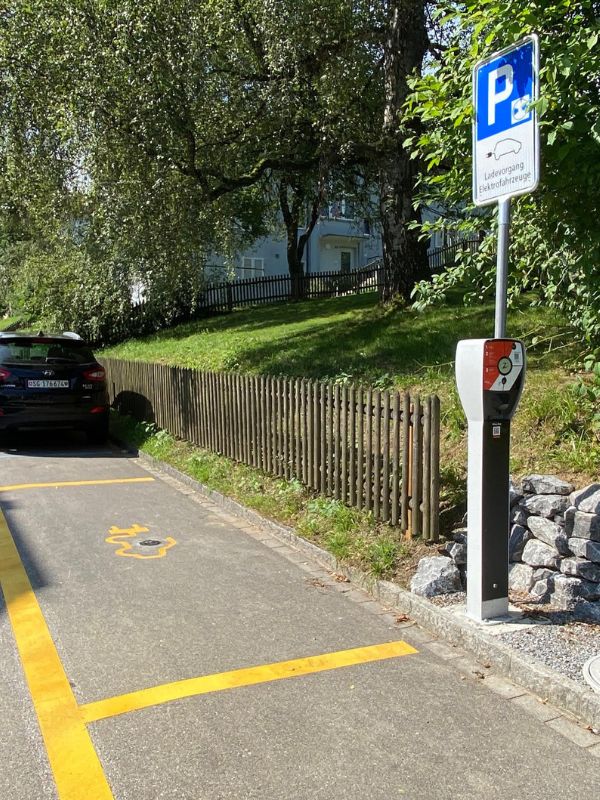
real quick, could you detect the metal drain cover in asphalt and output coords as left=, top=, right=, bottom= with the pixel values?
left=139, top=539, right=163, bottom=547
left=583, top=655, right=600, bottom=693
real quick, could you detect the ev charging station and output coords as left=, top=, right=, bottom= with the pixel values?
left=456, top=339, right=525, bottom=619
left=456, top=36, right=539, bottom=622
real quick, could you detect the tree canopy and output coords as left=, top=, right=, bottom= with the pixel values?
left=0, top=1, right=598, bottom=351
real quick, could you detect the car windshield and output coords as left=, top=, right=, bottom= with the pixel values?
left=0, top=339, right=96, bottom=365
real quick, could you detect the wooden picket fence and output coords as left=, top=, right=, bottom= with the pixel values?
left=102, top=358, right=440, bottom=540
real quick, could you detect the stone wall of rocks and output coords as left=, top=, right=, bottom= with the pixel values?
left=411, top=475, right=600, bottom=619
left=507, top=476, right=600, bottom=616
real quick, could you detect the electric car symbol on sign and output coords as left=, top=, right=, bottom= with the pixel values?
left=487, top=138, right=522, bottom=160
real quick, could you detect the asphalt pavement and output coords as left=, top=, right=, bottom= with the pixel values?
left=0, top=432, right=599, bottom=800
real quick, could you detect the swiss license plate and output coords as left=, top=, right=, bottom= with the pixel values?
left=27, top=380, right=70, bottom=389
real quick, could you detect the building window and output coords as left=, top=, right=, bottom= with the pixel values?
left=240, top=257, right=265, bottom=277
left=323, top=198, right=356, bottom=220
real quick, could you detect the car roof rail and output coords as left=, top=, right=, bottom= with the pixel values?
left=62, top=331, right=83, bottom=340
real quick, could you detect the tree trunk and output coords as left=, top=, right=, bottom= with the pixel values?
left=278, top=178, right=322, bottom=301
left=380, top=0, right=429, bottom=304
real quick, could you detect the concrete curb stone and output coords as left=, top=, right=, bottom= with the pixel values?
left=115, top=438, right=600, bottom=730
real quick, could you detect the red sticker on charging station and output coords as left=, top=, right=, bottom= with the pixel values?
left=483, top=340, right=524, bottom=391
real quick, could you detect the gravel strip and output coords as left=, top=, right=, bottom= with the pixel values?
left=499, top=620, right=600, bottom=686
left=423, top=590, right=600, bottom=687
left=428, top=591, right=466, bottom=607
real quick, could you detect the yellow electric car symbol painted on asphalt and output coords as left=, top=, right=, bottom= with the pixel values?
left=106, top=524, right=176, bottom=560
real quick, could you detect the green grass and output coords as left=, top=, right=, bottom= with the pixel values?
left=0, top=316, right=20, bottom=331
left=103, top=290, right=599, bottom=494
left=102, top=290, right=575, bottom=388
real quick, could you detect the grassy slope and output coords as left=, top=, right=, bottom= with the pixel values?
left=103, top=291, right=597, bottom=492
left=0, top=316, right=20, bottom=331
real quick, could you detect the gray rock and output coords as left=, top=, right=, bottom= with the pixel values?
left=509, top=524, right=531, bottom=562
left=560, top=557, right=600, bottom=583
left=580, top=489, right=600, bottom=515
left=532, top=568, right=555, bottom=582
left=527, top=516, right=570, bottom=555
left=567, top=537, right=600, bottom=563
left=522, top=494, right=570, bottom=518
left=569, top=483, right=600, bottom=511
left=564, top=506, right=577, bottom=536
left=521, top=539, right=560, bottom=570
left=452, top=529, right=467, bottom=544
left=580, top=580, right=600, bottom=601
left=574, top=601, right=600, bottom=623
left=511, top=505, right=530, bottom=526
left=529, top=578, right=553, bottom=602
left=447, top=541, right=467, bottom=565
left=508, top=563, right=535, bottom=593
left=550, top=574, right=582, bottom=610
left=410, top=556, right=462, bottom=597
left=522, top=474, right=574, bottom=496
left=509, top=480, right=523, bottom=507
left=571, top=511, right=600, bottom=542
left=548, top=575, right=600, bottom=609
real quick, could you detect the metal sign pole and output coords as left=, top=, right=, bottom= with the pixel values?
left=494, top=198, right=511, bottom=338
left=459, top=35, right=539, bottom=623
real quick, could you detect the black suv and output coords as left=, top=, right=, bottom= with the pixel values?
left=0, top=331, right=109, bottom=443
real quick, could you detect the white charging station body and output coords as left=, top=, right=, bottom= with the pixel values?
left=456, top=339, right=526, bottom=621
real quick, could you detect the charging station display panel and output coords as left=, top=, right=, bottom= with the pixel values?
left=483, top=340, right=524, bottom=390
left=483, top=339, right=525, bottom=420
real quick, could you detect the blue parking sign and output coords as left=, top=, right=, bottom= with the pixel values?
left=473, top=36, right=539, bottom=205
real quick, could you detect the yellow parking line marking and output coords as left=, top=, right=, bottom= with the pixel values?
left=0, top=477, right=154, bottom=492
left=81, top=641, right=418, bottom=723
left=0, top=511, right=114, bottom=799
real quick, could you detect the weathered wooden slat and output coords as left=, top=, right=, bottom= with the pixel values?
left=319, top=382, right=327, bottom=494
left=382, top=390, right=391, bottom=523
left=355, top=386, right=364, bottom=510
left=295, top=378, right=302, bottom=479
left=364, top=388, right=373, bottom=512
left=373, top=390, right=381, bottom=519
left=301, top=379, right=309, bottom=486
left=422, top=396, right=432, bottom=540
left=312, top=381, right=320, bottom=489
left=430, top=395, right=441, bottom=542
left=326, top=382, right=334, bottom=496
left=269, top=378, right=279, bottom=475
left=411, top=394, right=422, bottom=538
left=348, top=385, right=356, bottom=507
left=391, top=392, right=400, bottom=527
left=340, top=385, right=349, bottom=504
left=333, top=384, right=341, bottom=500
left=276, top=377, right=283, bottom=477
left=401, top=393, right=410, bottom=533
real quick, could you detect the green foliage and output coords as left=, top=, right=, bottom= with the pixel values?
left=368, top=537, right=403, bottom=577
left=8, top=240, right=132, bottom=341
left=410, top=1, right=600, bottom=346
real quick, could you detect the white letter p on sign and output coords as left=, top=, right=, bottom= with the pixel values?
left=488, top=64, right=513, bottom=125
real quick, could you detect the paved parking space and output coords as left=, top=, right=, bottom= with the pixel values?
left=1, top=435, right=600, bottom=799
